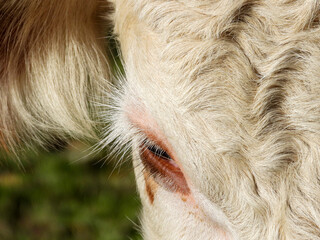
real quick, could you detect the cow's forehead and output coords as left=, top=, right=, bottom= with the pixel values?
left=117, top=0, right=320, bottom=116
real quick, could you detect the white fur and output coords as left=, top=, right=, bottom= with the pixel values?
left=108, top=0, right=320, bottom=239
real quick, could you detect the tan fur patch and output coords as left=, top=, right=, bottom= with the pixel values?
left=0, top=0, right=112, bottom=152
left=144, top=172, right=158, bottom=204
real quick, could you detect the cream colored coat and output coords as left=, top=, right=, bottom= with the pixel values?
left=1, top=0, right=320, bottom=239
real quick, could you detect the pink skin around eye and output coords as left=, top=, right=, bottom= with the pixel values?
left=126, top=106, right=191, bottom=196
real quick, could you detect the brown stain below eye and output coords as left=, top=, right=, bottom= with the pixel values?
left=181, top=195, right=188, bottom=202
left=144, top=172, right=158, bottom=204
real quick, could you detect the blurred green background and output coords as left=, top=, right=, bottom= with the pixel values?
left=0, top=142, right=142, bottom=240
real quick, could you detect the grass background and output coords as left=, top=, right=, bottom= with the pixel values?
left=0, top=142, right=142, bottom=240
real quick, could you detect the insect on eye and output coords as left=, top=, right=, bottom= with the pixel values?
left=139, top=138, right=190, bottom=195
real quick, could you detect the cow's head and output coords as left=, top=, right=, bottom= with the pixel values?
left=2, top=0, right=320, bottom=239
left=107, top=0, right=320, bottom=239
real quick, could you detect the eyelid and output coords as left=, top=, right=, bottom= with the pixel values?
left=139, top=137, right=190, bottom=195
left=142, top=139, right=179, bottom=167
left=146, top=144, right=171, bottom=159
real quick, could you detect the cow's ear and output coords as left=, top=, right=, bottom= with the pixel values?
left=0, top=0, right=113, bottom=153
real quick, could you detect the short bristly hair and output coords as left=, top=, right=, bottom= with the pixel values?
left=0, top=0, right=112, bottom=152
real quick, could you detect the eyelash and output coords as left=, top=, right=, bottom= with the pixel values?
left=143, top=139, right=172, bottom=160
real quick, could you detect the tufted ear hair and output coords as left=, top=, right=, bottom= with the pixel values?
left=0, top=0, right=113, bottom=152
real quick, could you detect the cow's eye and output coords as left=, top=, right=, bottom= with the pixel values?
left=139, top=139, right=190, bottom=195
